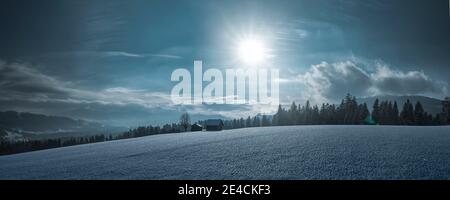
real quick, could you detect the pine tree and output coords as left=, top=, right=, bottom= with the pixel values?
left=297, top=105, right=305, bottom=125
left=319, top=104, right=327, bottom=125
left=304, top=100, right=311, bottom=124
left=414, top=101, right=425, bottom=125
left=261, top=115, right=270, bottom=126
left=253, top=116, right=260, bottom=127
left=372, top=99, right=380, bottom=124
left=336, top=99, right=346, bottom=124
left=378, top=101, right=387, bottom=125
left=400, top=99, right=415, bottom=125
left=288, top=102, right=298, bottom=125
left=272, top=105, right=282, bottom=126
left=392, top=101, right=400, bottom=125
left=311, top=105, right=320, bottom=125
left=351, top=96, right=359, bottom=124
left=358, top=103, right=370, bottom=124
left=343, top=94, right=358, bottom=124
left=387, top=101, right=393, bottom=125
left=246, top=116, right=252, bottom=127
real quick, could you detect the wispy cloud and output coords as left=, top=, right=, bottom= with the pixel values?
left=147, top=54, right=182, bottom=59
left=103, top=51, right=144, bottom=58
left=46, top=51, right=183, bottom=59
left=0, top=60, right=172, bottom=108
left=103, top=51, right=182, bottom=59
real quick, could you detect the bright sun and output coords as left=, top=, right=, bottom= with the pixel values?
left=237, top=38, right=269, bottom=66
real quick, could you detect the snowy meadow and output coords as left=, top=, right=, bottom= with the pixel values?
left=0, top=125, right=449, bottom=180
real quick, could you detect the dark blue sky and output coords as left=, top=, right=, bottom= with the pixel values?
left=0, top=0, right=449, bottom=126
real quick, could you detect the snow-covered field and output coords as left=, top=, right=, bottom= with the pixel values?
left=1, top=126, right=450, bottom=180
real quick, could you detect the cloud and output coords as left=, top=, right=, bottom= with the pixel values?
left=0, top=60, right=172, bottom=108
left=146, top=54, right=182, bottom=59
left=371, top=65, right=447, bottom=95
left=0, top=60, right=265, bottom=126
left=56, top=51, right=182, bottom=59
left=0, top=60, right=183, bottom=126
left=0, top=60, right=72, bottom=99
left=272, top=19, right=344, bottom=45
left=298, top=61, right=448, bottom=103
left=102, top=51, right=182, bottom=59
left=103, top=51, right=144, bottom=58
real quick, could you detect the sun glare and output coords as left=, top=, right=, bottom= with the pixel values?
left=237, top=37, right=269, bottom=66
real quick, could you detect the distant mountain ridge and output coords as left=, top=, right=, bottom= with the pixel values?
left=358, top=95, right=444, bottom=115
left=0, top=111, right=126, bottom=141
left=0, top=110, right=104, bottom=133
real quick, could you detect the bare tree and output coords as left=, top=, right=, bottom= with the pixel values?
left=180, top=112, right=191, bottom=131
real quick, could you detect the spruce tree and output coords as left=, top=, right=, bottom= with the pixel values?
left=261, top=115, right=270, bottom=126
left=304, top=100, right=311, bottom=125
left=312, top=105, right=320, bottom=125
left=289, top=102, right=298, bottom=125
left=273, top=105, right=283, bottom=126
left=358, top=103, right=370, bottom=124
left=400, top=99, right=415, bottom=125
left=387, top=101, right=393, bottom=125
left=246, top=116, right=252, bottom=127
left=372, top=99, right=380, bottom=124
left=414, top=101, right=425, bottom=125
left=392, top=101, right=400, bottom=125
left=253, top=116, right=260, bottom=127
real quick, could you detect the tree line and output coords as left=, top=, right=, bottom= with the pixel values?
left=222, top=94, right=448, bottom=129
left=0, top=123, right=191, bottom=155
left=1, top=94, right=448, bottom=155
left=0, top=134, right=110, bottom=155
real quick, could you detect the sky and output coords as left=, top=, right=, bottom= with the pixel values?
left=0, top=0, right=449, bottom=127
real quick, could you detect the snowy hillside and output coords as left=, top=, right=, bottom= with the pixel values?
left=1, top=126, right=450, bottom=180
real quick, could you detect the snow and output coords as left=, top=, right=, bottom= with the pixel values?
left=1, top=125, right=450, bottom=180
